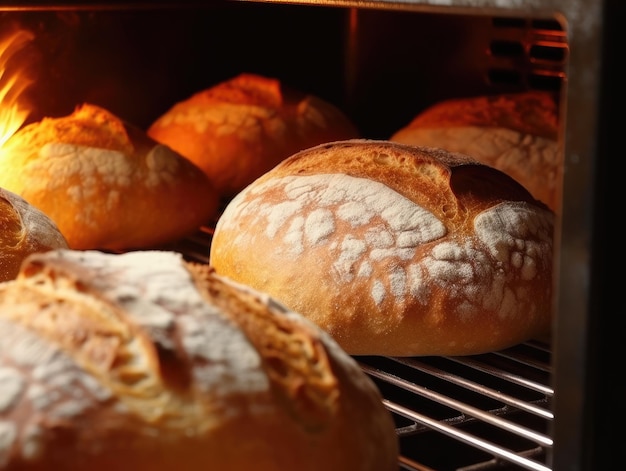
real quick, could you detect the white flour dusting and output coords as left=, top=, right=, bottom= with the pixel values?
left=218, top=173, right=553, bottom=318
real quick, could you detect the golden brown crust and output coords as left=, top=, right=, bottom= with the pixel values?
left=0, top=187, right=68, bottom=282
left=390, top=91, right=561, bottom=210
left=186, top=262, right=340, bottom=430
left=210, top=139, right=554, bottom=356
left=147, top=73, right=360, bottom=198
left=0, top=249, right=398, bottom=470
left=0, top=104, right=220, bottom=250
left=397, top=91, right=559, bottom=139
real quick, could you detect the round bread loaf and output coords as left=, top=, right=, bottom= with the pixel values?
left=0, top=103, right=219, bottom=250
left=0, top=249, right=398, bottom=470
left=390, top=91, right=561, bottom=211
left=210, top=139, right=554, bottom=356
left=147, top=73, right=360, bottom=198
left=0, top=187, right=68, bottom=282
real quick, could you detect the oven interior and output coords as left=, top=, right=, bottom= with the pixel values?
left=0, top=1, right=605, bottom=470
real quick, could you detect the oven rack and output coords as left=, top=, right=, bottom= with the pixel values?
left=359, top=341, right=552, bottom=471
left=163, top=225, right=554, bottom=471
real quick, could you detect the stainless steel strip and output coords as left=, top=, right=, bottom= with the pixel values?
left=444, top=356, right=553, bottom=396
left=398, top=455, right=439, bottom=471
left=491, top=349, right=552, bottom=372
left=456, top=446, right=547, bottom=471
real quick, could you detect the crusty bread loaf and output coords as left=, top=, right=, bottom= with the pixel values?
left=0, top=103, right=219, bottom=250
left=0, top=249, right=398, bottom=471
left=210, top=139, right=554, bottom=356
left=390, top=91, right=561, bottom=211
left=0, top=187, right=68, bottom=282
left=147, top=73, right=360, bottom=198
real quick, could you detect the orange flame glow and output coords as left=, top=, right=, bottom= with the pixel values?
left=0, top=29, right=34, bottom=148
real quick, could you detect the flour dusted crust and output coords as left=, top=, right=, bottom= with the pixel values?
left=147, top=73, right=360, bottom=198
left=0, top=249, right=398, bottom=471
left=0, top=104, right=219, bottom=250
left=0, top=187, right=68, bottom=282
left=210, top=139, right=555, bottom=356
left=390, top=91, right=561, bottom=211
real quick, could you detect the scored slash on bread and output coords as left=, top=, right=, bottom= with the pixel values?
left=390, top=91, right=561, bottom=211
left=0, top=249, right=398, bottom=471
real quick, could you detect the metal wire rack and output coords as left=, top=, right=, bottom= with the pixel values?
left=359, top=341, right=552, bottom=471
left=162, top=224, right=554, bottom=471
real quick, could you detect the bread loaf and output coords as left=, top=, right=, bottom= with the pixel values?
left=0, top=104, right=219, bottom=250
left=390, top=91, right=561, bottom=211
left=210, top=139, right=554, bottom=356
left=0, top=187, right=68, bottom=282
left=0, top=249, right=398, bottom=470
left=147, top=73, right=360, bottom=198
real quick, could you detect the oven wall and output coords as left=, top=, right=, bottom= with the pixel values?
left=1, top=5, right=349, bottom=129
left=1, top=2, right=563, bottom=140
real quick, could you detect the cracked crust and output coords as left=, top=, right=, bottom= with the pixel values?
left=0, top=249, right=398, bottom=471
